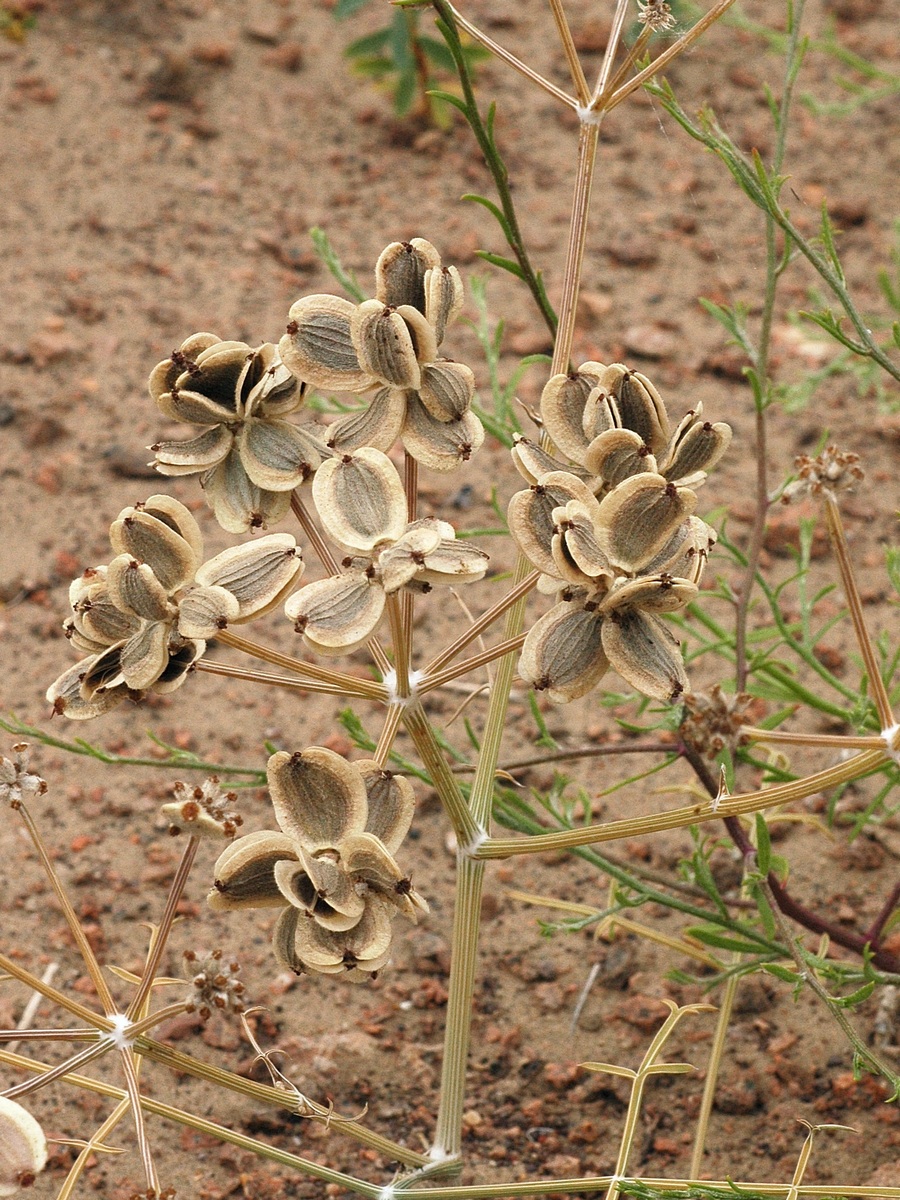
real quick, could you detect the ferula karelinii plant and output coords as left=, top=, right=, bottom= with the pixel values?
left=44, top=234, right=731, bottom=989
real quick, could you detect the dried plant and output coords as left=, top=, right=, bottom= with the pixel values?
left=2, top=1, right=900, bottom=1198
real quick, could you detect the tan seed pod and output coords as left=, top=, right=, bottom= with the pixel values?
left=351, top=300, right=435, bottom=390
left=152, top=424, right=235, bottom=476
left=510, top=434, right=574, bottom=486
left=209, top=830, right=298, bottom=911
left=0, top=1096, right=47, bottom=1196
left=401, top=396, right=484, bottom=471
left=424, top=264, right=464, bottom=344
left=582, top=428, right=657, bottom=488
left=600, top=608, right=688, bottom=702
left=375, top=238, right=441, bottom=312
left=312, top=447, right=407, bottom=553
left=280, top=295, right=371, bottom=393
left=581, top=381, right=620, bottom=443
left=109, top=498, right=201, bottom=592
left=148, top=637, right=206, bottom=695
left=291, top=896, right=394, bottom=975
left=540, top=363, right=607, bottom=461
left=641, top=515, right=714, bottom=583
left=378, top=524, right=443, bottom=594
left=519, top=601, right=609, bottom=703
left=596, top=474, right=697, bottom=574
left=117, top=620, right=171, bottom=690
left=417, top=360, right=475, bottom=422
left=106, top=555, right=174, bottom=623
left=600, top=574, right=698, bottom=615
left=267, top=747, right=368, bottom=853
left=327, top=387, right=406, bottom=455
left=551, top=498, right=611, bottom=584
left=46, top=657, right=129, bottom=719
left=599, top=364, right=670, bottom=455
left=357, top=762, right=415, bottom=853
left=202, top=446, right=293, bottom=534
left=285, top=570, right=387, bottom=654
left=418, top=538, right=490, bottom=586
left=195, top=534, right=303, bottom=621
left=237, top=417, right=329, bottom=492
left=149, top=332, right=222, bottom=404
left=508, top=471, right=598, bottom=578
left=279, top=854, right=364, bottom=930
left=662, top=418, right=732, bottom=485
left=177, top=585, right=242, bottom=639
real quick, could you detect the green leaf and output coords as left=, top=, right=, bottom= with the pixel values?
left=418, top=34, right=458, bottom=71
left=762, top=963, right=804, bottom=984
left=475, top=250, right=526, bottom=280
left=334, top=0, right=373, bottom=16
left=309, top=227, right=367, bottom=302
left=345, top=28, right=393, bottom=55
left=834, top=981, right=876, bottom=1008
left=394, top=64, right=417, bottom=116
left=754, top=813, right=772, bottom=875
left=462, top=192, right=511, bottom=237
left=427, top=88, right=469, bottom=116
left=686, top=927, right=767, bottom=955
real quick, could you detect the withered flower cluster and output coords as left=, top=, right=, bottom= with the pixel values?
left=281, top=238, right=484, bottom=470
left=780, top=443, right=864, bottom=504
left=286, top=447, right=489, bottom=653
left=508, top=362, right=731, bottom=702
left=161, top=776, right=243, bottom=839
left=47, top=496, right=302, bottom=719
left=182, top=949, right=246, bottom=1020
left=150, top=337, right=329, bottom=534
left=209, top=749, right=427, bottom=979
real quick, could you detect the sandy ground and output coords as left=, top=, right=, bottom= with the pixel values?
left=2, top=0, right=900, bottom=1195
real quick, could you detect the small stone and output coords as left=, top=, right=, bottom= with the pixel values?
left=190, top=42, right=234, bottom=67
left=616, top=994, right=669, bottom=1030
left=606, top=233, right=659, bottom=267
left=261, top=41, right=304, bottom=72
left=714, top=1072, right=761, bottom=1113
left=571, top=20, right=612, bottom=51
left=621, top=324, right=678, bottom=360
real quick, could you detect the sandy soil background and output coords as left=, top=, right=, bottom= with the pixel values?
left=2, top=0, right=900, bottom=1195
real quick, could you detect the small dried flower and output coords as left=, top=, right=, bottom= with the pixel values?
left=681, top=685, right=754, bottom=759
left=47, top=496, right=304, bottom=720
left=209, top=749, right=427, bottom=981
left=0, top=744, right=47, bottom=809
left=161, top=777, right=243, bottom=839
left=0, top=1096, right=47, bottom=1196
left=183, top=949, right=245, bottom=1020
left=510, top=471, right=715, bottom=701
left=637, top=0, right=676, bottom=33
left=780, top=444, right=864, bottom=504
left=285, top=448, right=489, bottom=654
left=150, top=335, right=330, bottom=533
left=280, top=239, right=484, bottom=471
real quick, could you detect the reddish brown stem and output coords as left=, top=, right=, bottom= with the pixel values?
left=680, top=736, right=900, bottom=973
left=865, top=878, right=900, bottom=949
